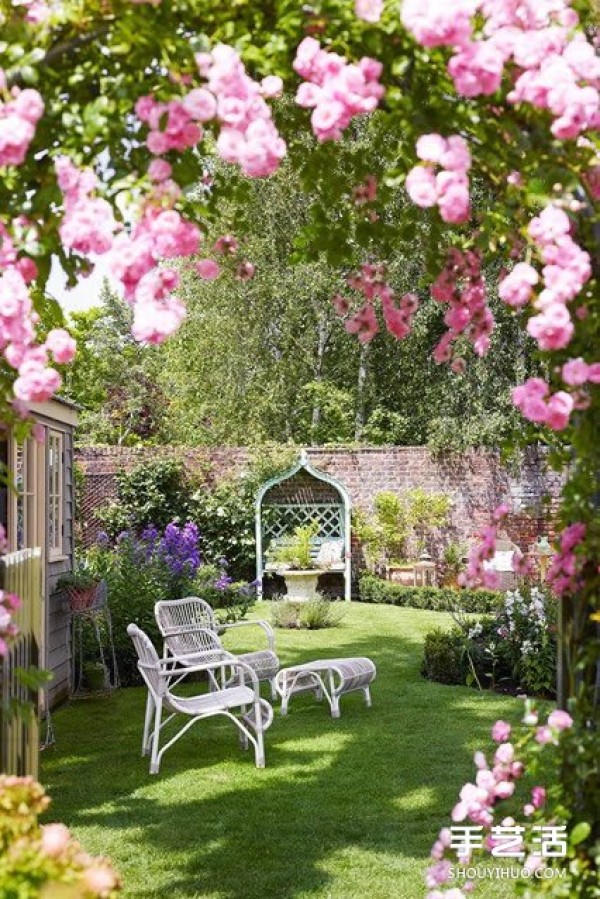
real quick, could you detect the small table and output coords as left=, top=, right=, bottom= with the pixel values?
left=275, top=657, right=376, bottom=719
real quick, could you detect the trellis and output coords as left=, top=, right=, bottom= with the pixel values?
left=255, top=451, right=351, bottom=601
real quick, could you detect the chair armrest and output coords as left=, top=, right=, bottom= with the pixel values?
left=219, top=619, right=275, bottom=651
left=162, top=656, right=261, bottom=696
left=160, top=648, right=233, bottom=666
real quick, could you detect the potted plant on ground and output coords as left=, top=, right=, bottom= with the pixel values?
left=57, top=569, right=100, bottom=611
left=266, top=522, right=322, bottom=601
left=83, top=660, right=107, bottom=692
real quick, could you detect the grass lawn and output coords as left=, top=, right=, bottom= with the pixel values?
left=42, top=602, right=526, bottom=899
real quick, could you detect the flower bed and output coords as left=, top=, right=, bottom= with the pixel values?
left=86, top=522, right=257, bottom=686
left=422, top=587, right=557, bottom=697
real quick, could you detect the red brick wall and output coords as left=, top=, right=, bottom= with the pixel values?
left=75, top=445, right=562, bottom=556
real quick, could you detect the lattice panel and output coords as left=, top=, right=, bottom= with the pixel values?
left=263, top=504, right=343, bottom=540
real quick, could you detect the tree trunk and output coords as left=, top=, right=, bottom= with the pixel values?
left=355, top=342, right=370, bottom=441
left=310, top=315, right=330, bottom=442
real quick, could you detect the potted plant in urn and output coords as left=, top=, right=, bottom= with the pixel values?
left=266, top=522, right=322, bottom=601
left=57, top=568, right=100, bottom=611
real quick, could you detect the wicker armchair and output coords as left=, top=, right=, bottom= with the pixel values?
left=127, top=624, right=273, bottom=773
left=154, top=597, right=280, bottom=698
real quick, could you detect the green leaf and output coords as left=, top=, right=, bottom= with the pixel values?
left=570, top=822, right=591, bottom=846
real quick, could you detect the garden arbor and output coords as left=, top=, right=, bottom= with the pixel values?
left=255, top=452, right=351, bottom=602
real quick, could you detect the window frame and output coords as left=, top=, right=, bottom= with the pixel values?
left=47, top=429, right=65, bottom=561
left=8, top=434, right=45, bottom=554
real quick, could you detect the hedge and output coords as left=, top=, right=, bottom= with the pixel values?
left=358, top=574, right=502, bottom=613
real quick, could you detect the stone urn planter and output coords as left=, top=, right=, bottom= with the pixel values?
left=280, top=569, right=320, bottom=602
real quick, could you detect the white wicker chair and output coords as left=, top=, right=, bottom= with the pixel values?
left=127, top=624, right=273, bottom=773
left=154, top=597, right=280, bottom=698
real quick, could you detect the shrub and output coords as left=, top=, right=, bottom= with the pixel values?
left=271, top=597, right=345, bottom=630
left=97, top=459, right=190, bottom=539
left=358, top=574, right=501, bottom=613
left=302, top=597, right=346, bottom=630
left=271, top=599, right=303, bottom=629
left=421, top=628, right=465, bottom=685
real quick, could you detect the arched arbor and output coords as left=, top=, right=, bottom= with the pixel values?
left=255, top=452, right=351, bottom=601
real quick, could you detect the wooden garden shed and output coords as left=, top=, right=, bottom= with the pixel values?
left=1, top=396, right=78, bottom=707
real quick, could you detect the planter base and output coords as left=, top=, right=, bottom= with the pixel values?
left=281, top=570, right=320, bottom=602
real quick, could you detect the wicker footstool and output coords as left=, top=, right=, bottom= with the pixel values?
left=275, top=657, right=376, bottom=719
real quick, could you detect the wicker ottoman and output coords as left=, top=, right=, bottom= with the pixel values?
left=275, top=657, right=376, bottom=719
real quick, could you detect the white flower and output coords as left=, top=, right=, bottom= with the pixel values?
left=468, top=622, right=483, bottom=640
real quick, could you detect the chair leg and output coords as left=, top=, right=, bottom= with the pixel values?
left=330, top=695, right=341, bottom=719
left=254, top=703, right=265, bottom=768
left=149, top=699, right=163, bottom=775
left=364, top=686, right=372, bottom=708
left=142, top=692, right=154, bottom=757
left=239, top=705, right=249, bottom=750
left=270, top=678, right=278, bottom=701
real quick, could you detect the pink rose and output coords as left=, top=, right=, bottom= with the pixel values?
left=405, top=165, right=438, bottom=207
left=182, top=88, right=217, bottom=122
left=196, top=259, right=221, bottom=281
left=562, top=357, right=589, bottom=386
left=545, top=391, right=574, bottom=431
left=547, top=709, right=573, bottom=731
left=40, top=823, right=71, bottom=858
left=491, top=720, right=511, bottom=743
left=494, top=742, right=514, bottom=764
left=354, top=0, right=383, bottom=23
left=415, top=133, right=447, bottom=164
left=531, top=786, right=546, bottom=808
left=535, top=725, right=554, bottom=745
left=45, top=329, right=76, bottom=364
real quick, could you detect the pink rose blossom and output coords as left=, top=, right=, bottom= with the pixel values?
left=531, top=786, right=546, bottom=808
left=354, top=0, right=383, bottom=23
left=498, top=262, right=539, bottom=308
left=416, top=133, right=447, bottom=164
left=45, top=329, right=76, bottom=364
left=196, top=259, right=220, bottom=281
left=535, top=726, right=554, bottom=745
left=491, top=720, right=511, bottom=743
left=562, top=357, right=589, bottom=386
left=547, top=709, right=573, bottom=731
left=405, top=166, right=438, bottom=207
left=40, top=823, right=71, bottom=858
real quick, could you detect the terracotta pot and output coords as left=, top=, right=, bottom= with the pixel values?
left=66, top=585, right=98, bottom=611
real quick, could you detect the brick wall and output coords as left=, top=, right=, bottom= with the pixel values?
left=75, top=445, right=562, bottom=556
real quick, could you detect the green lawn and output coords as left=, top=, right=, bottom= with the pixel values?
left=42, top=603, right=524, bottom=899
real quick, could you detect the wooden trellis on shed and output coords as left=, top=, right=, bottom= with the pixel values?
left=255, top=451, right=352, bottom=601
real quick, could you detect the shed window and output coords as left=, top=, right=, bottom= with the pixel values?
left=48, top=430, right=64, bottom=559
left=14, top=438, right=38, bottom=550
